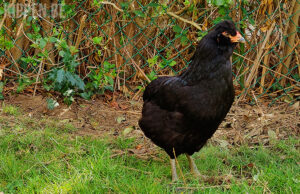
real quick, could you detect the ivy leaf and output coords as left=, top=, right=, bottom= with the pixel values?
left=173, top=25, right=182, bottom=33
left=39, top=38, right=47, bottom=49
left=80, top=92, right=92, bottom=100
left=106, top=75, right=114, bottom=86
left=169, top=61, right=177, bottom=67
left=134, top=10, right=146, bottom=17
left=49, top=37, right=57, bottom=43
left=70, top=46, right=78, bottom=54
left=32, top=24, right=40, bottom=33
left=181, top=36, right=189, bottom=45
left=92, top=36, right=103, bottom=45
left=215, top=0, right=225, bottom=6
left=184, top=0, right=190, bottom=6
left=103, top=61, right=115, bottom=72
left=120, top=2, right=129, bottom=10
left=30, top=43, right=39, bottom=49
left=65, top=71, right=76, bottom=86
left=59, top=40, right=68, bottom=50
left=56, top=69, right=65, bottom=83
left=147, top=55, right=159, bottom=67
left=73, top=74, right=85, bottom=90
left=147, top=70, right=157, bottom=81
left=104, top=85, right=114, bottom=91
left=59, top=50, right=65, bottom=57
left=218, top=7, right=227, bottom=16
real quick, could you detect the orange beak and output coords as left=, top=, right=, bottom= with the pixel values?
left=229, top=31, right=245, bottom=43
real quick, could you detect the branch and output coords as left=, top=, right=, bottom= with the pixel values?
left=166, top=11, right=202, bottom=30
left=101, top=1, right=123, bottom=12
left=241, top=22, right=276, bottom=99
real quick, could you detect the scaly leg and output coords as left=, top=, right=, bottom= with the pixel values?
left=170, top=158, right=178, bottom=182
left=185, top=154, right=201, bottom=176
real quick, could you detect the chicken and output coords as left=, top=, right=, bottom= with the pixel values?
left=138, top=20, right=245, bottom=181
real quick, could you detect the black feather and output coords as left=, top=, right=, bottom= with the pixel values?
left=139, top=20, right=237, bottom=158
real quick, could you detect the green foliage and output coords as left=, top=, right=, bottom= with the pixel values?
left=81, top=61, right=116, bottom=100
left=92, top=36, right=104, bottom=45
left=207, top=0, right=233, bottom=7
left=173, top=25, right=189, bottom=46
left=134, top=10, right=146, bottom=18
left=147, top=55, right=159, bottom=68
left=21, top=56, right=39, bottom=66
left=0, top=0, right=297, bottom=105
left=17, top=77, right=34, bottom=93
left=2, top=104, right=19, bottom=115
left=206, top=0, right=234, bottom=23
left=0, top=111, right=299, bottom=193
left=0, top=82, right=4, bottom=100
left=46, top=98, right=59, bottom=110
left=146, top=70, right=157, bottom=81
left=197, top=31, right=208, bottom=41
left=0, top=33, right=14, bottom=50
left=61, top=1, right=76, bottom=18
left=44, top=38, right=84, bottom=105
left=146, top=54, right=176, bottom=81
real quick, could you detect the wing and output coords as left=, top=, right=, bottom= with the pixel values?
left=142, top=76, right=187, bottom=111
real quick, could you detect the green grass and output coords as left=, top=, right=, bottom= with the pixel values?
left=1, top=103, right=20, bottom=116
left=0, top=106, right=299, bottom=193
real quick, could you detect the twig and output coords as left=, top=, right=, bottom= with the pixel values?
left=242, top=22, right=276, bottom=98
left=100, top=1, right=123, bottom=12
left=295, top=49, right=300, bottom=75
left=280, top=0, right=299, bottom=86
left=0, top=0, right=16, bottom=31
left=7, top=51, right=21, bottom=76
left=234, top=52, right=299, bottom=84
left=110, top=150, right=125, bottom=158
left=21, top=27, right=56, bottom=66
left=132, top=87, right=143, bottom=101
left=166, top=11, right=202, bottom=30
left=175, top=184, right=234, bottom=190
left=262, top=85, right=300, bottom=97
left=122, top=166, right=151, bottom=175
left=33, top=59, right=44, bottom=97
left=260, top=52, right=270, bottom=93
left=96, top=109, right=141, bottom=115
left=75, top=14, right=87, bottom=51
left=252, top=91, right=264, bottom=116
left=125, top=50, right=151, bottom=83
left=266, top=40, right=300, bottom=92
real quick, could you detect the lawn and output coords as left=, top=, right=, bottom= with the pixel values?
left=0, top=104, right=299, bottom=193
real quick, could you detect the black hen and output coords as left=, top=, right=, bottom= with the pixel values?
left=138, top=20, right=245, bottom=181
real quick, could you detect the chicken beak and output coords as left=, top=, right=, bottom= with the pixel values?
left=230, top=31, right=245, bottom=43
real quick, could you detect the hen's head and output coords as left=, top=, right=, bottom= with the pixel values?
left=213, top=20, right=245, bottom=45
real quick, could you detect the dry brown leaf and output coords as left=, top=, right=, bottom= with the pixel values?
left=110, top=101, right=119, bottom=109
left=291, top=101, right=299, bottom=109
left=0, top=68, right=3, bottom=81
left=136, top=144, right=142, bottom=150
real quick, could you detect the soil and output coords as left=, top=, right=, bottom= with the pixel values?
left=2, top=94, right=299, bottom=158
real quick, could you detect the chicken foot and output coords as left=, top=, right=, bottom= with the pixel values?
left=185, top=154, right=201, bottom=176
left=170, top=159, right=178, bottom=182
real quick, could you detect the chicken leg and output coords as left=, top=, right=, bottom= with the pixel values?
left=170, top=158, right=178, bottom=182
left=185, top=154, right=201, bottom=176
